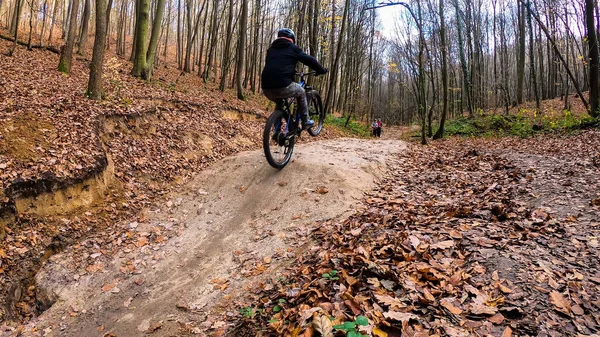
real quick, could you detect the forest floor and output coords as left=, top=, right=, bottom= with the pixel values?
left=0, top=36, right=348, bottom=332
left=2, top=38, right=600, bottom=337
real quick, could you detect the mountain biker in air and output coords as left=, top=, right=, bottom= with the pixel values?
left=261, top=28, right=328, bottom=130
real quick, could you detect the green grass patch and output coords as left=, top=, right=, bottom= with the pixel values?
left=325, top=115, right=371, bottom=137
left=443, top=110, right=598, bottom=138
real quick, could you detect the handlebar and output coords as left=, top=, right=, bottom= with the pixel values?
left=295, top=71, right=318, bottom=77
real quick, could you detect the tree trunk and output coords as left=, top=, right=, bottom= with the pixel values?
left=249, top=0, right=260, bottom=93
left=40, top=0, right=49, bottom=46
left=77, top=0, right=90, bottom=55
left=367, top=0, right=375, bottom=120
left=197, top=0, right=210, bottom=76
left=10, top=0, right=24, bottom=35
left=105, top=0, right=113, bottom=50
left=324, top=0, right=349, bottom=115
left=131, top=0, right=149, bottom=77
left=564, top=5, right=570, bottom=110
left=219, top=0, right=234, bottom=90
left=116, top=0, right=125, bottom=55
left=433, top=0, right=448, bottom=139
left=176, top=0, right=182, bottom=68
left=87, top=0, right=108, bottom=99
left=62, top=0, right=70, bottom=40
left=453, top=0, right=473, bottom=116
left=516, top=1, right=525, bottom=104
left=326, top=0, right=335, bottom=99
left=417, top=0, right=426, bottom=145
left=586, top=0, right=599, bottom=117
left=27, top=0, right=34, bottom=50
left=163, top=0, right=171, bottom=60
left=236, top=0, right=247, bottom=100
left=183, top=0, right=193, bottom=72
left=527, top=1, right=540, bottom=111
left=48, top=0, right=60, bottom=44
left=144, top=0, right=166, bottom=78
left=203, top=0, right=219, bottom=82
left=9, top=0, right=21, bottom=55
left=131, top=0, right=140, bottom=62
left=58, top=0, right=80, bottom=72
left=520, top=0, right=587, bottom=111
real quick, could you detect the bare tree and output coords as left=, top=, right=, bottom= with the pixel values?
left=87, top=0, right=108, bottom=99
left=585, top=0, right=599, bottom=117
left=58, top=0, right=80, bottom=73
left=77, top=0, right=90, bottom=55
left=236, top=0, right=248, bottom=99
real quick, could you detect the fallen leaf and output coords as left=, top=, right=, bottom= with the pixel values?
left=440, top=298, right=463, bottom=315
left=422, top=288, right=436, bottom=302
left=549, top=291, right=571, bottom=315
left=316, top=186, right=329, bottom=194
left=136, top=237, right=149, bottom=247
left=383, top=311, right=417, bottom=322
left=430, top=240, right=454, bottom=250
left=548, top=277, right=560, bottom=289
left=571, top=304, right=584, bottom=316
left=373, top=327, right=389, bottom=337
left=102, top=283, right=116, bottom=292
left=498, top=284, right=513, bottom=294
left=449, top=230, right=463, bottom=239
left=147, top=323, right=162, bottom=333
left=488, top=313, right=504, bottom=324
left=501, top=326, right=512, bottom=337
left=312, top=315, right=333, bottom=337
left=374, top=294, right=406, bottom=310
left=409, top=235, right=421, bottom=248
left=470, top=302, right=497, bottom=315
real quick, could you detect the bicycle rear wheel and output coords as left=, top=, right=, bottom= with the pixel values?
left=263, top=109, right=295, bottom=169
left=308, top=92, right=325, bottom=137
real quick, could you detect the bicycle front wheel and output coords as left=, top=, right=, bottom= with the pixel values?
left=263, top=109, right=295, bottom=169
left=308, top=92, right=325, bottom=137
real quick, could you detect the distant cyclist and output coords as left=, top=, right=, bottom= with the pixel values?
left=261, top=28, right=328, bottom=129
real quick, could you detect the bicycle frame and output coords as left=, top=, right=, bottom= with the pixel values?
left=275, top=71, right=316, bottom=140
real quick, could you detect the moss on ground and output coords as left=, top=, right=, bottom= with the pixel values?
left=442, top=109, right=598, bottom=138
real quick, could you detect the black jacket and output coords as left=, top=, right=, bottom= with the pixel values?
left=261, top=39, right=327, bottom=89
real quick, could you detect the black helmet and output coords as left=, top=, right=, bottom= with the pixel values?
left=277, top=28, right=296, bottom=43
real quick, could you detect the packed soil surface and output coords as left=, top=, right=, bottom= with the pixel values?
left=9, top=138, right=406, bottom=337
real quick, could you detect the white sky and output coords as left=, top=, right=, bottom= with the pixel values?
left=374, top=4, right=405, bottom=38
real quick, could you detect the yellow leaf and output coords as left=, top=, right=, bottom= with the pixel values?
left=373, top=327, right=388, bottom=337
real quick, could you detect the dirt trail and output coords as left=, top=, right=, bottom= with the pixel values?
left=17, top=138, right=406, bottom=337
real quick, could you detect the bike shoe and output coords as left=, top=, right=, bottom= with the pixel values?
left=302, top=119, right=315, bottom=129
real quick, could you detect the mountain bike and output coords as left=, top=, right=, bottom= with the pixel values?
left=263, top=71, right=325, bottom=169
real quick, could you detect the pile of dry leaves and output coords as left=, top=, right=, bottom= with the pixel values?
left=235, top=130, right=600, bottom=337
